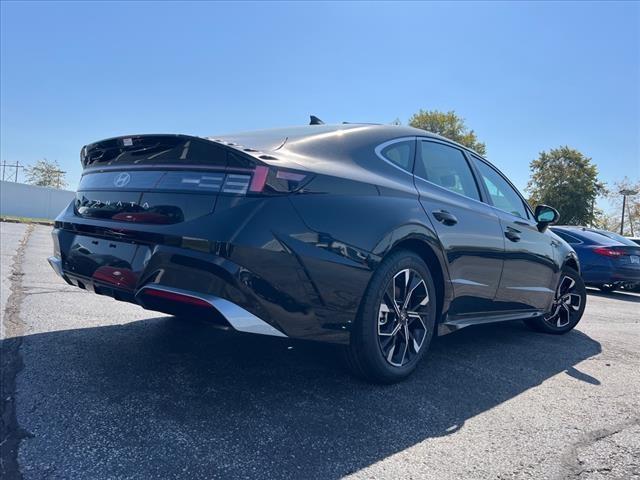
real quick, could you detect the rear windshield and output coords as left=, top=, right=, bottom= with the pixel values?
left=588, top=229, right=639, bottom=246
left=553, top=228, right=624, bottom=246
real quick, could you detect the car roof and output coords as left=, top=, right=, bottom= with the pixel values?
left=551, top=226, right=629, bottom=246
left=209, top=123, right=482, bottom=156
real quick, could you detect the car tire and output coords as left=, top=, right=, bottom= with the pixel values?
left=598, top=283, right=617, bottom=293
left=344, top=250, right=437, bottom=383
left=525, top=267, right=586, bottom=334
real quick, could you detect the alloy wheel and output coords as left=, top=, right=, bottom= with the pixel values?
left=377, top=268, right=430, bottom=367
left=544, top=275, right=582, bottom=328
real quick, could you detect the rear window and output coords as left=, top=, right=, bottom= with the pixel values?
left=588, top=229, right=639, bottom=246
left=378, top=140, right=415, bottom=172
left=553, top=228, right=623, bottom=245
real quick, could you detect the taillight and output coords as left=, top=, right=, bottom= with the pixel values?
left=247, top=166, right=311, bottom=194
left=142, top=288, right=211, bottom=308
left=249, top=166, right=270, bottom=192
left=593, top=247, right=624, bottom=257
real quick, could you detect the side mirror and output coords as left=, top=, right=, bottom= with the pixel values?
left=534, top=204, right=559, bottom=231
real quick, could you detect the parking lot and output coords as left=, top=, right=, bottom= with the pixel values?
left=1, top=222, right=639, bottom=479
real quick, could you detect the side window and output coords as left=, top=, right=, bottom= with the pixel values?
left=553, top=230, right=582, bottom=244
left=379, top=140, right=414, bottom=172
left=473, top=159, right=528, bottom=218
left=415, top=141, right=480, bottom=201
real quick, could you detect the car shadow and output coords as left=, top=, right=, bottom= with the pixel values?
left=11, top=318, right=601, bottom=479
left=586, top=288, right=640, bottom=303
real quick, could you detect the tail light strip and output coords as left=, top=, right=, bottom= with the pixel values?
left=78, top=167, right=309, bottom=195
left=222, top=174, right=251, bottom=194
left=593, top=247, right=624, bottom=257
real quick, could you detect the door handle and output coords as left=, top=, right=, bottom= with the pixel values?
left=432, top=210, right=458, bottom=226
left=504, top=227, right=521, bottom=242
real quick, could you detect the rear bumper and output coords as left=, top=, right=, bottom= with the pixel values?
left=47, top=256, right=64, bottom=278
left=582, top=265, right=640, bottom=285
left=136, top=284, right=287, bottom=337
left=47, top=258, right=287, bottom=337
left=48, top=195, right=374, bottom=344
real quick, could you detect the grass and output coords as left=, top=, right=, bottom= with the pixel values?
left=0, top=215, right=54, bottom=226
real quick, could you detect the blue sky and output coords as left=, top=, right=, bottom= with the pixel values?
left=1, top=1, right=638, bottom=209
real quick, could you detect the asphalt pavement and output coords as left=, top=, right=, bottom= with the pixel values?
left=1, top=223, right=639, bottom=479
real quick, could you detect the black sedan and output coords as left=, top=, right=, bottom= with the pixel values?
left=48, top=122, right=584, bottom=383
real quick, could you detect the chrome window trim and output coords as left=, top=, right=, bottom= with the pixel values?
left=374, top=137, right=417, bottom=176
left=486, top=204, right=534, bottom=224
left=413, top=174, right=492, bottom=208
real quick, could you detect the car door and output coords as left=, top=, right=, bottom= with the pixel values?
left=413, top=139, right=505, bottom=316
left=471, top=155, right=557, bottom=311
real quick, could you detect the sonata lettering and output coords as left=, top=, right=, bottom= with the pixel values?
left=77, top=198, right=153, bottom=210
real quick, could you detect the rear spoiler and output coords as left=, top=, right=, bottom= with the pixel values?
left=81, top=133, right=308, bottom=173
left=79, top=133, right=313, bottom=195
left=81, top=134, right=209, bottom=169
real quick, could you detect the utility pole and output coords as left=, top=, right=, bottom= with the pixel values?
left=620, top=189, right=639, bottom=235
left=51, top=169, right=66, bottom=189
left=621, top=195, right=626, bottom=235
left=628, top=198, right=635, bottom=237
left=1, top=161, right=25, bottom=182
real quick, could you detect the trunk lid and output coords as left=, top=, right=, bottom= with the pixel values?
left=76, top=135, right=254, bottom=225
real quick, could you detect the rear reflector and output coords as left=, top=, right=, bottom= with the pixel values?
left=249, top=165, right=270, bottom=192
left=276, top=170, right=306, bottom=181
left=142, top=288, right=211, bottom=308
left=593, top=247, right=624, bottom=257
left=92, top=266, right=138, bottom=290
left=247, top=166, right=309, bottom=194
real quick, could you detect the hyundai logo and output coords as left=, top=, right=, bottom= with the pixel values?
left=114, top=172, right=131, bottom=187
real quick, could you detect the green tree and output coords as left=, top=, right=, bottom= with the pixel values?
left=24, top=158, right=67, bottom=189
left=526, top=147, right=605, bottom=226
left=408, top=109, right=486, bottom=155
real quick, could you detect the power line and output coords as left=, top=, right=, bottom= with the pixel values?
left=1, top=162, right=66, bottom=187
left=1, top=161, right=26, bottom=182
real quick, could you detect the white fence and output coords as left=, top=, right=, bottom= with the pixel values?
left=0, top=181, right=75, bottom=220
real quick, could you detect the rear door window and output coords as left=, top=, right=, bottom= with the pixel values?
left=415, top=141, right=480, bottom=201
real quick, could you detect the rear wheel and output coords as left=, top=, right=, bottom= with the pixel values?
left=344, top=251, right=436, bottom=383
left=525, top=267, right=586, bottom=334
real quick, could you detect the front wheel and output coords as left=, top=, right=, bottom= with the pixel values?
left=525, top=267, right=586, bottom=334
left=344, top=251, right=437, bottom=383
